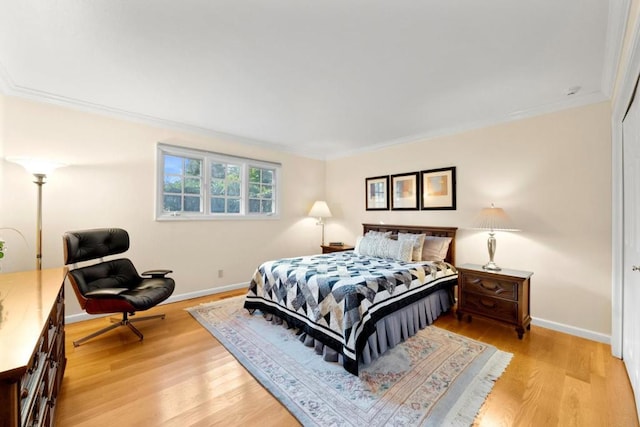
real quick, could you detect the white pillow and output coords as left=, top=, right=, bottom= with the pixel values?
left=355, top=235, right=413, bottom=262
left=397, top=232, right=426, bottom=261
left=365, top=230, right=392, bottom=239
left=421, top=236, right=452, bottom=262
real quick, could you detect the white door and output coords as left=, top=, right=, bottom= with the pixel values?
left=623, top=91, right=640, bottom=414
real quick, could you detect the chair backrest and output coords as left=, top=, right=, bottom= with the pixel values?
left=63, top=228, right=130, bottom=265
left=63, top=228, right=142, bottom=305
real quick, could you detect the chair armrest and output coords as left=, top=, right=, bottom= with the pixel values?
left=85, top=288, right=129, bottom=298
left=141, top=269, right=173, bottom=278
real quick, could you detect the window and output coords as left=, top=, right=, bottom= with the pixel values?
left=157, top=143, right=280, bottom=220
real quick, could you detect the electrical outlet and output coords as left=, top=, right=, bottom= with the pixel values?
left=218, top=269, right=223, bottom=278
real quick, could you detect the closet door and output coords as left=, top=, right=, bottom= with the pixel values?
left=622, top=88, right=640, bottom=414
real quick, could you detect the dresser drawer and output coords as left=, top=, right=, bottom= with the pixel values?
left=460, top=274, right=518, bottom=301
left=461, top=292, right=518, bottom=323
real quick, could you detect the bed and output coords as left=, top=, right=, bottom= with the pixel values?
left=243, top=223, right=458, bottom=375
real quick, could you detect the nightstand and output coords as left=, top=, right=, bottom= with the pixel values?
left=456, top=263, right=533, bottom=339
left=321, top=244, right=354, bottom=254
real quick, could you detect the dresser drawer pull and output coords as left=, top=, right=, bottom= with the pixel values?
left=480, top=298, right=497, bottom=309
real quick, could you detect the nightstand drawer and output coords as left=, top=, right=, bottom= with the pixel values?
left=461, top=275, right=518, bottom=301
left=461, top=292, right=518, bottom=323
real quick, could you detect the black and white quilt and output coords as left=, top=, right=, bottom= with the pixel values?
left=243, top=251, right=458, bottom=374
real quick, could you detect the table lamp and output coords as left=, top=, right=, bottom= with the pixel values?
left=473, top=203, right=517, bottom=271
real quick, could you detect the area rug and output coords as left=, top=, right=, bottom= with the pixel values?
left=187, top=296, right=512, bottom=427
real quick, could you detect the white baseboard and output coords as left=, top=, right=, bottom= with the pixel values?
left=65, top=284, right=613, bottom=348
left=65, top=282, right=249, bottom=324
left=531, top=317, right=611, bottom=345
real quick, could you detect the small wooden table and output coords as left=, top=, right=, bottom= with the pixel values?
left=456, top=263, right=533, bottom=339
left=321, top=244, right=354, bottom=254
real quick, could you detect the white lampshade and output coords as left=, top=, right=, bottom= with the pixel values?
left=308, top=201, right=332, bottom=218
left=472, top=203, right=518, bottom=231
left=7, top=156, right=67, bottom=176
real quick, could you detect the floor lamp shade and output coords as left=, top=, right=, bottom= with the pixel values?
left=473, top=203, right=517, bottom=271
left=7, top=157, right=66, bottom=269
left=6, top=157, right=67, bottom=176
left=308, top=201, right=332, bottom=245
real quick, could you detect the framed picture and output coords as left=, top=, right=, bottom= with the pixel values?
left=391, top=172, right=419, bottom=210
left=365, top=175, right=389, bottom=210
left=421, top=166, right=456, bottom=210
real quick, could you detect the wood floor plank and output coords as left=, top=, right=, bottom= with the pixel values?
left=55, top=291, right=638, bottom=426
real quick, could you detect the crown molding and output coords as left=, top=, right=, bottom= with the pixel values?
left=0, top=65, right=324, bottom=160
left=0, top=60, right=13, bottom=95
left=326, top=91, right=608, bottom=160
left=0, top=55, right=613, bottom=163
left=601, top=0, right=632, bottom=98
left=3, top=71, right=609, bottom=162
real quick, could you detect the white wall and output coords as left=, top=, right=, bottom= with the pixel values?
left=0, top=95, right=326, bottom=316
left=325, top=102, right=612, bottom=339
left=0, top=93, right=615, bottom=340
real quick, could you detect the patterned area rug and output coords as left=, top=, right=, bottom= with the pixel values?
left=187, top=296, right=512, bottom=427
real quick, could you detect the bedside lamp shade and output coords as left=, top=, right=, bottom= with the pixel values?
left=308, top=201, right=332, bottom=245
left=473, top=203, right=517, bottom=271
left=308, top=201, right=332, bottom=219
left=473, top=204, right=517, bottom=232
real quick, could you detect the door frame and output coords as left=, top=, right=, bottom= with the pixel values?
left=613, top=5, right=640, bottom=358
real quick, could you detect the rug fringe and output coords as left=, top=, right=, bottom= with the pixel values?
left=442, top=350, right=513, bottom=427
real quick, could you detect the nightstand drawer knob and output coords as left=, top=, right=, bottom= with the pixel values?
left=480, top=282, right=498, bottom=291
left=633, top=266, right=640, bottom=272
left=480, top=298, right=497, bottom=309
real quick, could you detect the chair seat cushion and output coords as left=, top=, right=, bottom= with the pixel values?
left=69, top=258, right=175, bottom=312
left=119, top=277, right=175, bottom=310
left=85, top=288, right=129, bottom=297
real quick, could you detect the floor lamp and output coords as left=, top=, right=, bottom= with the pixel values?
left=7, top=157, right=66, bottom=270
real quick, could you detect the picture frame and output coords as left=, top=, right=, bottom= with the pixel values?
left=421, top=166, right=456, bottom=210
left=391, top=172, right=419, bottom=210
left=365, top=175, right=389, bottom=210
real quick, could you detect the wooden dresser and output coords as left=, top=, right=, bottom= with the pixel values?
left=456, top=263, right=533, bottom=339
left=0, top=268, right=67, bottom=427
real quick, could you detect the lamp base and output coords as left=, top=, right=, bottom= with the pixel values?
left=483, top=261, right=501, bottom=271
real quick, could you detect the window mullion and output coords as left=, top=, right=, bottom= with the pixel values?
left=242, top=163, right=248, bottom=215
left=204, top=157, right=210, bottom=215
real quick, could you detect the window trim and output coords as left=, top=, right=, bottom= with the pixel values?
left=156, top=143, right=281, bottom=221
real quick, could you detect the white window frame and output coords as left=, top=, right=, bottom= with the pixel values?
left=156, top=143, right=281, bottom=220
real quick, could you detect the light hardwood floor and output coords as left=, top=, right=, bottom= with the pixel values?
left=56, top=291, right=639, bottom=427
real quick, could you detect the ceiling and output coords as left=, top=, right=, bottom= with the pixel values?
left=0, top=1, right=626, bottom=159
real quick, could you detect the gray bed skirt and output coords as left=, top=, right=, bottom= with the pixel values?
left=263, top=288, right=454, bottom=369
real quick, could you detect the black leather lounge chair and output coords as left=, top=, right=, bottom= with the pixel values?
left=62, top=228, right=175, bottom=347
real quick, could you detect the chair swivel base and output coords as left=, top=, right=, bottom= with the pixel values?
left=73, top=311, right=166, bottom=347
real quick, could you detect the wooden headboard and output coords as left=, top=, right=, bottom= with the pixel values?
left=362, top=223, right=458, bottom=265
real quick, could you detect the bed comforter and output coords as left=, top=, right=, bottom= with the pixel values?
left=243, top=250, right=458, bottom=374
